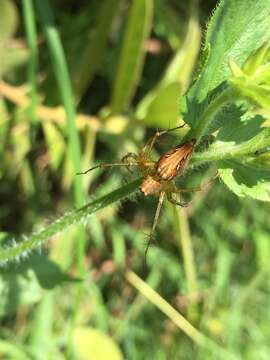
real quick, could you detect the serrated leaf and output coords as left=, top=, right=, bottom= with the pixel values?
left=73, top=327, right=123, bottom=360
left=206, top=103, right=246, bottom=135
left=217, top=112, right=265, bottom=143
left=110, top=0, right=153, bottom=114
left=184, top=0, right=270, bottom=128
left=219, top=159, right=270, bottom=201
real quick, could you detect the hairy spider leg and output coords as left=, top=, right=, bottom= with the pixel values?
left=141, top=124, right=186, bottom=157
left=145, top=190, right=166, bottom=257
left=77, top=162, right=142, bottom=175
left=166, top=192, right=188, bottom=207
left=121, top=152, right=139, bottom=173
left=77, top=160, right=157, bottom=175
left=166, top=172, right=219, bottom=205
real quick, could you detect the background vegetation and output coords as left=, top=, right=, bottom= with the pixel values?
left=1, top=0, right=270, bottom=359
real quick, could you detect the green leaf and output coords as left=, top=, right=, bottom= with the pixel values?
left=162, top=15, right=201, bottom=90
left=136, top=14, right=200, bottom=128
left=243, top=42, right=270, bottom=75
left=216, top=111, right=265, bottom=143
left=73, top=327, right=123, bottom=360
left=0, top=341, right=30, bottom=360
left=184, top=0, right=270, bottom=128
left=0, top=267, right=42, bottom=316
left=73, top=0, right=121, bottom=100
left=0, top=233, right=10, bottom=245
left=42, top=122, right=65, bottom=170
left=230, top=78, right=270, bottom=109
left=219, top=159, right=270, bottom=201
left=0, top=46, right=29, bottom=77
left=110, top=0, right=153, bottom=114
left=0, top=98, right=9, bottom=153
left=1, top=253, right=79, bottom=290
left=255, top=230, right=270, bottom=270
left=28, top=293, right=54, bottom=360
left=253, top=62, right=270, bottom=85
left=136, top=82, right=181, bottom=128
left=0, top=0, right=18, bottom=43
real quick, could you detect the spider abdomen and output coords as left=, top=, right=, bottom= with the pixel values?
left=156, top=139, right=195, bottom=180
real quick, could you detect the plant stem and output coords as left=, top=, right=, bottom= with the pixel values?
left=191, top=127, right=270, bottom=165
left=126, top=271, right=238, bottom=360
left=187, top=88, right=237, bottom=142
left=0, top=179, right=141, bottom=264
left=22, top=0, right=38, bottom=128
left=173, top=206, right=198, bottom=294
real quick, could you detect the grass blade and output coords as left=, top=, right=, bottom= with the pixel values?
left=110, top=0, right=153, bottom=114
left=22, top=0, right=38, bottom=127
left=34, top=0, right=83, bottom=207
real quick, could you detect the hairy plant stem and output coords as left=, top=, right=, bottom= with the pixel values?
left=192, top=127, right=270, bottom=165
left=187, top=88, right=237, bottom=142
left=0, top=179, right=141, bottom=264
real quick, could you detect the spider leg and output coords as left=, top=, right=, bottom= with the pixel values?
left=141, top=124, right=186, bottom=157
left=121, top=152, right=139, bottom=173
left=77, top=162, right=141, bottom=175
left=166, top=192, right=189, bottom=207
left=171, top=172, right=219, bottom=193
left=145, top=191, right=165, bottom=258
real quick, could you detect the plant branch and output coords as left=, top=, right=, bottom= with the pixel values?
left=188, top=88, right=237, bottom=142
left=191, top=127, right=270, bottom=165
left=0, top=179, right=141, bottom=265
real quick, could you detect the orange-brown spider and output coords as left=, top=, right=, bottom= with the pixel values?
left=79, top=125, right=217, bottom=254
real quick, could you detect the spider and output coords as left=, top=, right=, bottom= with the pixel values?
left=79, top=125, right=217, bottom=254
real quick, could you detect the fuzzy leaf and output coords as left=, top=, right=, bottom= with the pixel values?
left=184, top=0, right=270, bottom=128
left=219, top=160, right=270, bottom=201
